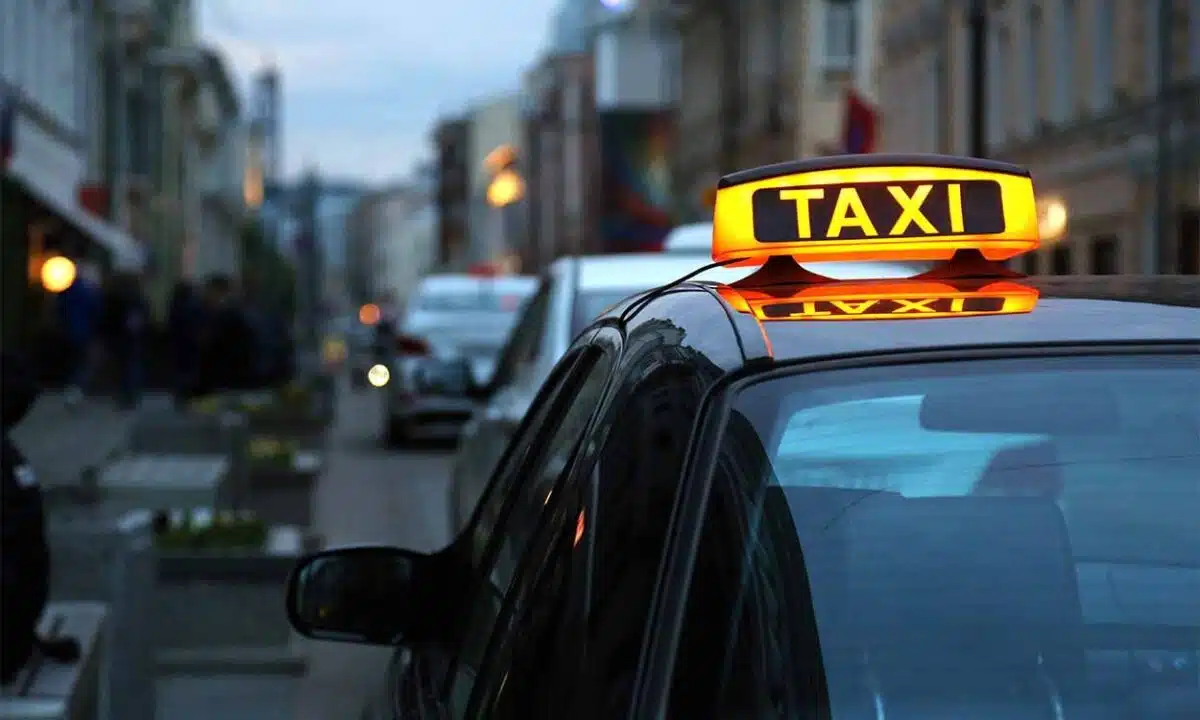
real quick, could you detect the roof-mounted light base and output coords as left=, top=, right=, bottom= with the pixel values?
left=729, top=256, right=835, bottom=289
left=913, top=249, right=1026, bottom=281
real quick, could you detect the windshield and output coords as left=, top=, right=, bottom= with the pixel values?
left=679, top=352, right=1199, bottom=718
left=573, top=289, right=643, bottom=334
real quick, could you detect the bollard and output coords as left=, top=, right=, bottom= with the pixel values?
left=46, top=509, right=157, bottom=720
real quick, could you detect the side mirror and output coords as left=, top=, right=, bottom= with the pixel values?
left=285, top=546, right=425, bottom=646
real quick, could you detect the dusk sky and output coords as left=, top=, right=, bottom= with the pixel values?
left=198, top=0, right=564, bottom=184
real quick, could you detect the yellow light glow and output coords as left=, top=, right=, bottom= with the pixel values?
left=484, top=145, right=517, bottom=173
left=716, top=279, right=1040, bottom=322
left=1037, top=197, right=1068, bottom=242
left=359, top=303, right=381, bottom=326
left=487, top=169, right=525, bottom=207
left=41, top=255, right=77, bottom=293
left=712, top=155, right=1041, bottom=265
left=368, top=364, right=390, bottom=388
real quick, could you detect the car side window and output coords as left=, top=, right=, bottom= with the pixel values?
left=490, top=277, right=552, bottom=391
left=448, top=347, right=616, bottom=718
left=469, top=350, right=714, bottom=718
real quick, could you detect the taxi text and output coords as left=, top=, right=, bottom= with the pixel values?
left=751, top=179, right=1006, bottom=243
left=759, top=295, right=1011, bottom=320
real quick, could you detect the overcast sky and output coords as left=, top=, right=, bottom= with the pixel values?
left=198, top=0, right=563, bottom=184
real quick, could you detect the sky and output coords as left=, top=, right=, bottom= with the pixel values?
left=198, top=0, right=564, bottom=185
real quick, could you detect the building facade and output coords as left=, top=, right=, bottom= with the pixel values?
left=879, top=0, right=1200, bottom=275
left=193, top=49, right=244, bottom=280
left=434, top=116, right=470, bottom=269
left=795, top=0, right=881, bottom=157
left=643, top=0, right=801, bottom=223
left=522, top=52, right=598, bottom=270
left=1, top=0, right=146, bottom=348
left=466, top=93, right=524, bottom=268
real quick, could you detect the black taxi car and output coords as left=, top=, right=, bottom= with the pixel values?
left=286, top=155, right=1200, bottom=719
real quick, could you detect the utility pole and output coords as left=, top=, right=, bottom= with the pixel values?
left=1149, top=0, right=1172, bottom=274
left=295, top=170, right=321, bottom=374
left=968, top=0, right=988, bottom=158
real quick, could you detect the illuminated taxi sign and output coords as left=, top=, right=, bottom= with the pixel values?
left=716, top=281, right=1039, bottom=322
left=712, top=154, right=1041, bottom=264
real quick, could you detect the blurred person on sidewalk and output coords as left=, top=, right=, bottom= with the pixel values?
left=197, top=274, right=258, bottom=394
left=57, top=261, right=102, bottom=407
left=100, top=272, right=150, bottom=409
left=2, top=348, right=80, bottom=684
left=167, top=280, right=204, bottom=404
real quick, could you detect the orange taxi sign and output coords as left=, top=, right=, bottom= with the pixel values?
left=712, top=154, right=1041, bottom=265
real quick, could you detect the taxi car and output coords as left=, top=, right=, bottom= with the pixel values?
left=285, top=154, right=1199, bottom=719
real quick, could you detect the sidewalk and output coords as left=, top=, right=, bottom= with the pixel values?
left=9, top=393, right=152, bottom=489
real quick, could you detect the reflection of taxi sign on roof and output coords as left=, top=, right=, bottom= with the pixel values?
left=711, top=154, right=1044, bottom=322
left=712, top=154, right=1040, bottom=264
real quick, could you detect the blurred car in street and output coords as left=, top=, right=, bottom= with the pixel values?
left=446, top=251, right=933, bottom=532
left=379, top=273, right=535, bottom=446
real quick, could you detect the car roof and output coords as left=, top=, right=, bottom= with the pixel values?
left=724, top=291, right=1200, bottom=362
left=662, top=222, right=713, bottom=252
left=610, top=279, right=1199, bottom=367
left=559, top=254, right=931, bottom=294
left=416, top=274, right=537, bottom=295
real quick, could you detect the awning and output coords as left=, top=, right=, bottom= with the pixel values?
left=15, top=173, right=146, bottom=270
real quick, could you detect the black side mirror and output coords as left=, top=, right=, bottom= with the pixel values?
left=285, top=546, right=426, bottom=646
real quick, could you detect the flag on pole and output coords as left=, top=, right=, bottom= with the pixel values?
left=842, top=89, right=878, bottom=155
left=0, top=84, right=17, bottom=168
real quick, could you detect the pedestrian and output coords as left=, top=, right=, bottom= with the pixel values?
left=1, top=349, right=80, bottom=684
left=197, top=274, right=257, bottom=394
left=56, top=261, right=102, bottom=407
left=167, top=280, right=203, bottom=404
left=100, top=272, right=150, bottom=409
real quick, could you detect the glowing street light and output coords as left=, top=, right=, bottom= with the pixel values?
left=1038, top=197, right=1069, bottom=242
left=41, top=255, right=77, bottom=293
left=487, top=169, right=525, bottom=207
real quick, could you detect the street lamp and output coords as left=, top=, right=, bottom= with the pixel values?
left=1038, top=197, right=1069, bottom=242
left=41, top=255, right=77, bottom=293
left=486, top=169, right=525, bottom=208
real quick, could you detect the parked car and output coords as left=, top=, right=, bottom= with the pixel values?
left=380, top=274, right=536, bottom=446
left=446, top=253, right=933, bottom=533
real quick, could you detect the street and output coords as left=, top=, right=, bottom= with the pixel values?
left=295, top=382, right=455, bottom=719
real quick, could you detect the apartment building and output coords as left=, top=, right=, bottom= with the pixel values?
left=434, top=116, right=470, bottom=269
left=650, top=0, right=801, bottom=222
left=879, top=0, right=1200, bottom=275
left=795, top=0, right=882, bottom=157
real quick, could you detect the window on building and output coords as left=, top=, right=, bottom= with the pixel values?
left=1026, top=2, right=1042, bottom=133
left=1053, top=0, right=1076, bottom=124
left=1052, top=244, right=1072, bottom=275
left=1179, top=210, right=1199, bottom=275
left=1091, top=0, right=1114, bottom=112
left=824, top=0, right=857, bottom=71
left=1090, top=235, right=1119, bottom=275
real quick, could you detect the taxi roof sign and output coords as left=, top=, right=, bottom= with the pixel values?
left=712, top=154, right=1041, bottom=265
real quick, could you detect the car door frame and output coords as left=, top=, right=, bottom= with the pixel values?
left=434, top=327, right=623, bottom=710
left=457, top=324, right=625, bottom=716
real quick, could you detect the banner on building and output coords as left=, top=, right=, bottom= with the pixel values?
left=842, top=89, right=878, bottom=155
left=599, top=110, right=674, bottom=253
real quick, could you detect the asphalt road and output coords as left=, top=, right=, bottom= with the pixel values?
left=294, top=382, right=457, bottom=719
